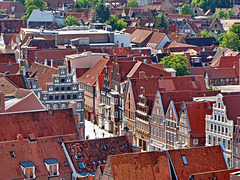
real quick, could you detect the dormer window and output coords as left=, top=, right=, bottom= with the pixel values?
left=44, top=158, right=59, bottom=177
left=19, top=161, right=36, bottom=179
left=181, top=155, right=188, bottom=165
left=60, top=69, right=65, bottom=75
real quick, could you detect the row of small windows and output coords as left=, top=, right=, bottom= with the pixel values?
left=151, top=127, right=165, bottom=139
left=48, top=94, right=78, bottom=100
left=214, top=115, right=225, bottom=122
left=208, top=135, right=231, bottom=150
left=49, top=86, right=78, bottom=91
left=209, top=123, right=229, bottom=134
left=152, top=116, right=163, bottom=125
left=54, top=78, right=72, bottom=83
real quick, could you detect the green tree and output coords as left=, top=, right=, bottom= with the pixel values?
left=127, top=0, right=138, bottom=7
left=14, top=0, right=25, bottom=5
left=179, top=4, right=194, bottom=17
left=227, top=9, right=235, bottom=18
left=191, top=0, right=229, bottom=13
left=26, top=5, right=37, bottom=18
left=25, top=0, right=47, bottom=9
left=219, top=31, right=240, bottom=51
left=106, top=15, right=127, bottom=30
left=159, top=54, right=190, bottom=76
left=92, top=0, right=110, bottom=23
left=216, top=10, right=227, bottom=19
left=73, top=0, right=92, bottom=8
left=229, top=24, right=240, bottom=36
left=155, top=13, right=168, bottom=29
left=64, top=16, right=80, bottom=26
left=200, top=29, right=218, bottom=43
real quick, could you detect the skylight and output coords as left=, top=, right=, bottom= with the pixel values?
left=102, top=160, right=106, bottom=163
left=98, top=161, right=101, bottom=164
left=93, top=161, right=96, bottom=165
left=181, top=155, right=188, bottom=165
left=78, top=162, right=85, bottom=169
left=125, top=143, right=128, bottom=147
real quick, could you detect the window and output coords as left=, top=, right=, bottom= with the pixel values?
left=67, top=87, right=71, bottom=90
left=61, top=79, right=65, bottom=83
left=228, top=140, right=231, bottom=150
left=55, top=96, right=59, bottom=100
left=213, top=136, right=216, bottom=145
left=223, top=139, right=226, bottom=148
left=218, top=116, right=220, bottom=121
left=160, top=118, right=163, bottom=125
left=214, top=125, right=217, bottom=131
left=184, top=29, right=190, bottom=33
left=236, top=160, right=238, bottom=169
left=214, top=115, right=217, bottom=120
left=222, top=127, right=224, bottom=133
left=181, top=155, right=188, bottom=165
left=222, top=116, right=224, bottom=122
left=67, top=95, right=70, bottom=99
left=211, top=124, right=213, bottom=130
left=49, top=96, right=53, bottom=100
left=10, top=151, right=16, bottom=158
left=44, top=158, right=59, bottom=177
left=19, top=161, right=35, bottom=179
left=55, top=87, right=59, bottom=91
left=78, top=162, right=85, bottom=169
left=208, top=135, right=211, bottom=144
left=236, top=147, right=238, bottom=155
left=61, top=87, right=64, bottom=91
left=193, top=139, right=198, bottom=145
left=218, top=126, right=220, bottom=132
left=73, top=95, right=77, bottom=99
left=226, top=127, right=228, bottom=134
left=61, top=95, right=64, bottom=100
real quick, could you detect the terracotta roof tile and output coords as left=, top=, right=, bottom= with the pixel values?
left=223, top=95, right=240, bottom=124
left=168, top=145, right=227, bottom=180
left=108, top=151, right=170, bottom=180
left=146, top=32, right=167, bottom=49
left=77, top=58, right=112, bottom=86
left=64, top=136, right=134, bottom=174
left=27, top=62, right=58, bottom=91
left=168, top=33, right=188, bottom=43
left=205, top=68, right=238, bottom=79
left=191, top=168, right=240, bottom=180
left=0, top=134, right=76, bottom=180
left=184, top=101, right=213, bottom=138
left=0, top=108, right=80, bottom=141
left=0, top=63, right=19, bottom=74
left=131, top=29, right=153, bottom=44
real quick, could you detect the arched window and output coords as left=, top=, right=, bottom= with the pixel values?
left=67, top=87, right=71, bottom=90
left=61, top=87, right=64, bottom=91
left=49, top=96, right=53, bottom=100
left=61, top=95, right=65, bottom=100
left=55, top=87, right=59, bottom=91
left=67, top=95, right=71, bottom=99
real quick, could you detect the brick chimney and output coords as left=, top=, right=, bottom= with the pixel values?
left=0, top=91, right=5, bottom=113
left=120, top=43, right=124, bottom=48
left=222, top=51, right=225, bottom=57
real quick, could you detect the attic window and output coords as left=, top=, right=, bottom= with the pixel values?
left=1, top=83, right=4, bottom=86
left=125, top=143, right=128, bottom=147
left=102, top=160, right=106, bottom=163
left=78, top=162, right=85, bottom=169
left=75, top=154, right=82, bottom=160
left=93, top=161, right=96, bottom=165
left=98, top=161, right=101, bottom=164
left=58, top=137, right=62, bottom=142
left=19, top=161, right=36, bottom=179
left=103, top=145, right=107, bottom=150
left=10, top=151, right=16, bottom=158
left=44, top=158, right=59, bottom=177
left=181, top=155, right=188, bottom=165
left=63, top=161, right=68, bottom=166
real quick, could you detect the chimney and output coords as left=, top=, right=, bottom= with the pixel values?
left=17, top=134, right=23, bottom=140
left=1, top=22, right=5, bottom=32
left=0, top=92, right=5, bottom=113
left=222, top=51, right=225, bottom=57
left=139, top=71, right=146, bottom=78
left=44, top=59, right=47, bottom=65
left=51, top=59, right=53, bottom=67
left=120, top=43, right=124, bottom=48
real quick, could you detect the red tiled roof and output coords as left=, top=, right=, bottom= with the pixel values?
left=184, top=101, right=212, bottom=138
left=0, top=134, right=76, bottom=180
left=36, top=49, right=78, bottom=63
left=0, top=75, right=19, bottom=97
left=168, top=33, right=189, bottom=43
left=168, top=145, right=227, bottom=180
left=0, top=108, right=80, bottom=141
left=4, top=92, right=45, bottom=113
left=146, top=32, right=166, bottom=49
left=205, top=68, right=238, bottom=79
left=188, top=67, right=213, bottom=76
left=5, top=74, right=26, bottom=88
left=191, top=168, right=240, bottom=180
left=109, top=151, right=170, bottom=180
left=211, top=56, right=240, bottom=68
left=0, top=53, right=16, bottom=64
left=27, top=62, right=58, bottom=91
left=130, top=29, right=153, bottom=44
left=223, top=95, right=240, bottom=124
left=64, top=136, right=134, bottom=174
left=77, top=58, right=112, bottom=86
left=0, top=63, right=19, bottom=74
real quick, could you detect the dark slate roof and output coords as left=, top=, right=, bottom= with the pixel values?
left=185, top=37, right=215, bottom=47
